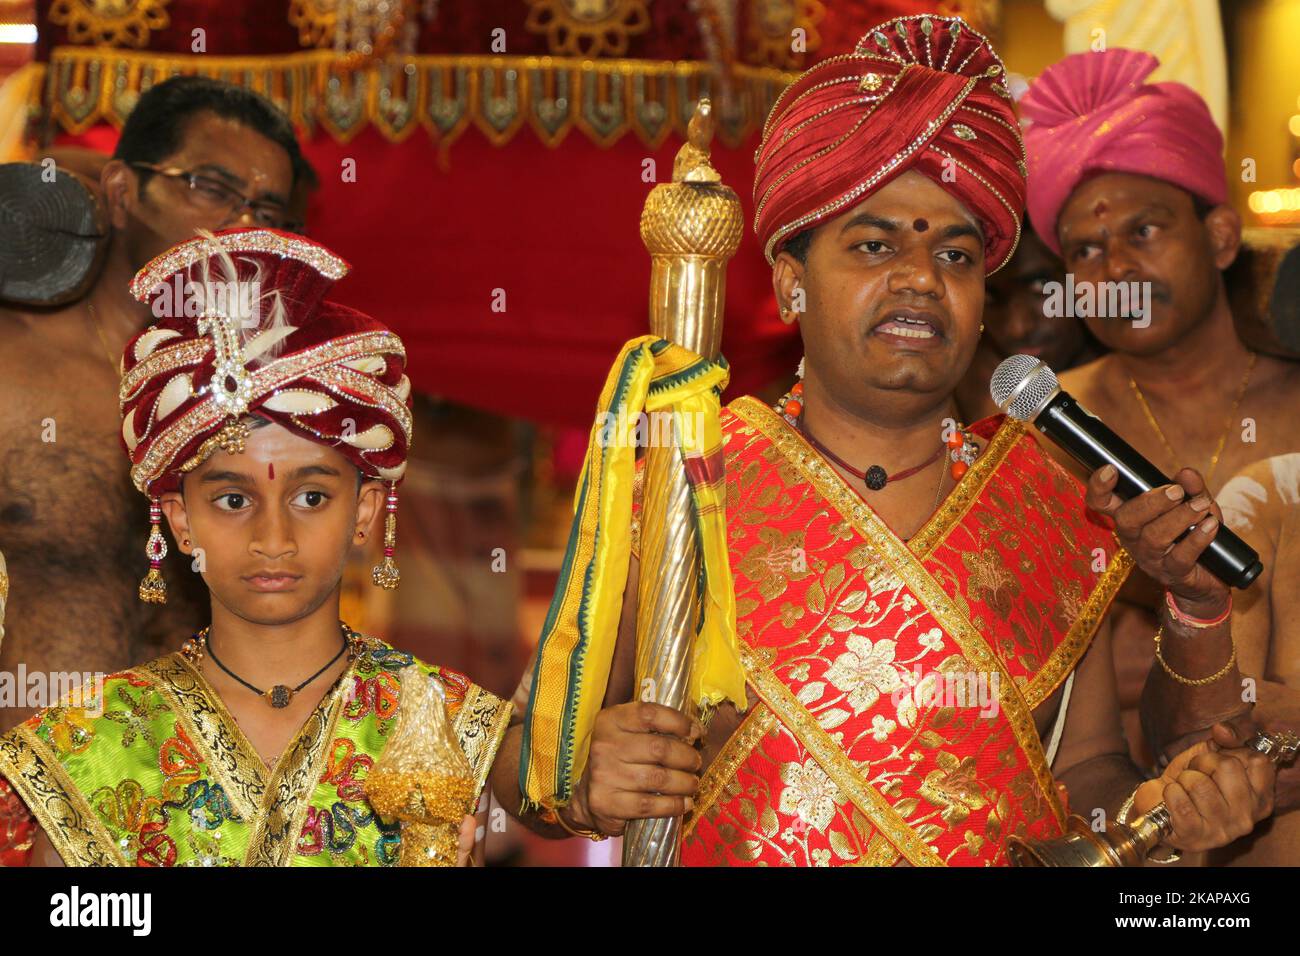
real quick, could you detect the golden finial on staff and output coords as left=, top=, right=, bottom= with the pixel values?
left=623, top=99, right=742, bottom=867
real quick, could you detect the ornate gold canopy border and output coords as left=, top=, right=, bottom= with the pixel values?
left=32, top=46, right=800, bottom=150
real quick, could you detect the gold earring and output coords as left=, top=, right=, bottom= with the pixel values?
left=979, top=323, right=985, bottom=334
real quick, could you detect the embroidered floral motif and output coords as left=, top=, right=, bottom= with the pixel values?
left=736, top=526, right=814, bottom=602
left=102, top=685, right=168, bottom=748
left=46, top=706, right=97, bottom=756
left=777, top=758, right=840, bottom=832
left=682, top=399, right=1129, bottom=868
left=918, top=751, right=989, bottom=825
left=824, top=635, right=903, bottom=715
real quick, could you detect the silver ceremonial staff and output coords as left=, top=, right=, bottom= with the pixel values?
left=621, top=99, right=742, bottom=867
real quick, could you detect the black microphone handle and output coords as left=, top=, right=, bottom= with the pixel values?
left=1034, top=392, right=1263, bottom=589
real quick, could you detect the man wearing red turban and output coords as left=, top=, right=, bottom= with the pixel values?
left=1021, top=49, right=1300, bottom=863
left=0, top=229, right=512, bottom=867
left=500, top=16, right=1275, bottom=867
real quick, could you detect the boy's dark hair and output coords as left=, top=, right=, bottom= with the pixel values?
left=113, top=75, right=308, bottom=192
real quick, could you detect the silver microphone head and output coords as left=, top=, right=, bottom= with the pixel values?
left=990, top=354, right=1060, bottom=422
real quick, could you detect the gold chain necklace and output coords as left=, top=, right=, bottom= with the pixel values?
left=85, top=300, right=122, bottom=379
left=1127, top=350, right=1255, bottom=488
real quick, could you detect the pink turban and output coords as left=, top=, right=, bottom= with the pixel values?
left=1021, top=49, right=1227, bottom=254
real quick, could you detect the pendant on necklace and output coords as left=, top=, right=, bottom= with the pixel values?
left=864, top=465, right=888, bottom=490
left=266, top=685, right=293, bottom=708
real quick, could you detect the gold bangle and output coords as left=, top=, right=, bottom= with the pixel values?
left=542, top=806, right=609, bottom=842
left=1154, top=624, right=1236, bottom=687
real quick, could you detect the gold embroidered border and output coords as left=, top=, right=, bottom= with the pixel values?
left=137, top=655, right=266, bottom=821
left=730, top=397, right=1067, bottom=830
left=1022, top=546, right=1134, bottom=709
left=0, top=725, right=127, bottom=866
left=739, top=645, right=942, bottom=867
left=451, top=681, right=514, bottom=809
left=726, top=396, right=1020, bottom=563
left=682, top=703, right=776, bottom=841
left=244, top=655, right=362, bottom=867
left=909, top=417, right=1026, bottom=560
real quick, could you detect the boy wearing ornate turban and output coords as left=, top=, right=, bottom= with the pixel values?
left=0, top=228, right=511, bottom=867
left=1021, top=50, right=1300, bottom=792
left=497, top=15, right=1278, bottom=867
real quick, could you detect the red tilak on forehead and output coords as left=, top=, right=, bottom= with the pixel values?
left=913, top=218, right=929, bottom=232
left=1093, top=200, right=1108, bottom=217
left=268, top=463, right=275, bottom=480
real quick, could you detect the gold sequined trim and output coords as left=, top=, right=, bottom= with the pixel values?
left=130, top=231, right=350, bottom=301
left=44, top=46, right=797, bottom=152
left=136, top=655, right=267, bottom=821
left=683, top=703, right=775, bottom=840
left=759, top=53, right=884, bottom=143
left=754, top=67, right=904, bottom=217
left=315, top=364, right=413, bottom=443
left=926, top=144, right=1022, bottom=274
left=119, top=339, right=211, bottom=407
left=249, top=671, right=354, bottom=867
left=910, top=419, right=1025, bottom=560
left=1023, top=547, right=1134, bottom=709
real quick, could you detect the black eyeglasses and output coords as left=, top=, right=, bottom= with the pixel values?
left=129, top=162, right=303, bottom=233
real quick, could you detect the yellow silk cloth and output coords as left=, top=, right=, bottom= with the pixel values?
left=519, top=336, right=746, bottom=810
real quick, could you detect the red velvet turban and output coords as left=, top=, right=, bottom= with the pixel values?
left=753, top=13, right=1027, bottom=272
left=120, top=228, right=412, bottom=497
left=1021, top=49, right=1228, bottom=255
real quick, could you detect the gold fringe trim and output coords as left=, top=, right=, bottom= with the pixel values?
left=37, top=47, right=799, bottom=150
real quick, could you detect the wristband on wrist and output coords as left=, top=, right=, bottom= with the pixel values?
left=1165, top=590, right=1232, bottom=629
left=540, top=805, right=609, bottom=842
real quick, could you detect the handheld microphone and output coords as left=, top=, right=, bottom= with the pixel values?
left=990, top=354, right=1262, bottom=589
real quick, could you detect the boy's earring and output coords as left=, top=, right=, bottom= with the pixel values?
left=183, top=538, right=190, bottom=548
left=358, top=530, right=366, bottom=540
left=139, top=496, right=167, bottom=604
left=371, top=481, right=401, bottom=589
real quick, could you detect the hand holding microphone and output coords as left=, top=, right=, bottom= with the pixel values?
left=990, top=356, right=1262, bottom=616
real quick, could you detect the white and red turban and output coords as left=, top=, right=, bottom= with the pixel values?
left=120, top=227, right=413, bottom=600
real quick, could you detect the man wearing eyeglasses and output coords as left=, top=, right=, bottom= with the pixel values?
left=0, top=76, right=314, bottom=732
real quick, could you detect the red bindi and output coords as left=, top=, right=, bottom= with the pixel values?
left=1093, top=200, right=1108, bottom=217
left=912, top=218, right=929, bottom=232
left=268, top=463, right=275, bottom=480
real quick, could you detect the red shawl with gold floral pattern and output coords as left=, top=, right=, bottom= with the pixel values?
left=679, top=396, right=1131, bottom=866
